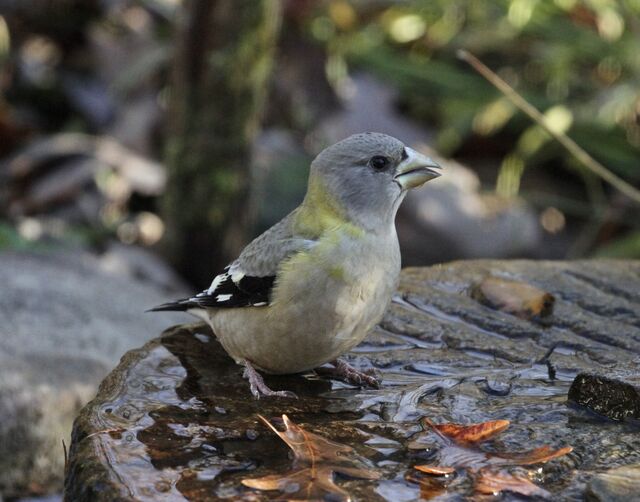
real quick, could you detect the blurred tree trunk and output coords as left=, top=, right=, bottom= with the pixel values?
left=163, top=0, right=282, bottom=286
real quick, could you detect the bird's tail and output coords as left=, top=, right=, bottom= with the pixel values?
left=147, top=298, right=197, bottom=312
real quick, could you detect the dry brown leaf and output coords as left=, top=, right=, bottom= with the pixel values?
left=499, top=445, right=574, bottom=465
left=473, top=277, right=555, bottom=319
left=413, top=418, right=572, bottom=497
left=414, top=465, right=455, bottom=475
left=405, top=471, right=448, bottom=500
left=426, top=418, right=510, bottom=443
left=242, top=415, right=380, bottom=501
left=475, top=469, right=550, bottom=497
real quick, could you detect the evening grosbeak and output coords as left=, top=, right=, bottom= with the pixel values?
left=152, top=133, right=441, bottom=398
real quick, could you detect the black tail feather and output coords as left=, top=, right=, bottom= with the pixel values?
left=146, top=299, right=195, bottom=312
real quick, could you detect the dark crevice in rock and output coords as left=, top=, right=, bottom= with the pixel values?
left=563, top=269, right=640, bottom=304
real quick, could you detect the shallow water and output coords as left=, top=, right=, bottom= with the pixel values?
left=66, top=260, right=640, bottom=501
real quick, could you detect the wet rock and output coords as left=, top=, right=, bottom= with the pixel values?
left=568, top=373, right=640, bottom=421
left=587, top=464, right=640, bottom=502
left=0, top=250, right=188, bottom=498
left=65, top=260, right=640, bottom=501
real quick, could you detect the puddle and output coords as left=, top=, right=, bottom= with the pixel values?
left=66, top=261, right=640, bottom=501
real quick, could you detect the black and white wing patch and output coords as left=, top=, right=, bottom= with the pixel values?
left=196, top=266, right=275, bottom=308
left=149, top=266, right=275, bottom=312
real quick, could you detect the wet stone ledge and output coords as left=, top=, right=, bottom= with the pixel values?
left=64, top=260, right=640, bottom=501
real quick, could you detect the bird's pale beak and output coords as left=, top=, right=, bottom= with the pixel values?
left=394, top=147, right=442, bottom=190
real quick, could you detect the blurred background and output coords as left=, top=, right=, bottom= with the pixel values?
left=0, top=1, right=639, bottom=499
left=1, top=0, right=639, bottom=289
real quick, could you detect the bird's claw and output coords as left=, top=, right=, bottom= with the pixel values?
left=319, top=359, right=380, bottom=389
left=242, top=361, right=298, bottom=399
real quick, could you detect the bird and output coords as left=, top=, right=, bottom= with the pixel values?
left=151, top=132, right=441, bottom=398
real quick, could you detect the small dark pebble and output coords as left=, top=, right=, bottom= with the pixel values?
left=480, top=377, right=512, bottom=396
left=568, top=373, right=640, bottom=421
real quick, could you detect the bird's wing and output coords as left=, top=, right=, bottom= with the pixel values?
left=186, top=265, right=277, bottom=308
left=151, top=212, right=315, bottom=311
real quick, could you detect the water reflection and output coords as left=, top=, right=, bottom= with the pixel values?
left=68, top=261, right=640, bottom=500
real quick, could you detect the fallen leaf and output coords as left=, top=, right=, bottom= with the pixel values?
left=414, top=465, right=455, bottom=476
left=405, top=471, right=448, bottom=500
left=499, top=445, right=574, bottom=466
left=473, top=277, right=555, bottom=319
left=412, top=418, right=572, bottom=497
left=475, top=468, right=550, bottom=497
left=426, top=418, right=510, bottom=443
left=242, top=415, right=380, bottom=501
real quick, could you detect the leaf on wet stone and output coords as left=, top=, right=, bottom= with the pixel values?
left=412, top=418, right=572, bottom=493
left=498, top=445, right=574, bottom=466
left=414, top=465, right=455, bottom=475
left=474, top=469, right=551, bottom=497
left=473, top=276, right=555, bottom=320
left=426, top=418, right=510, bottom=443
left=241, top=414, right=380, bottom=501
left=405, top=470, right=449, bottom=500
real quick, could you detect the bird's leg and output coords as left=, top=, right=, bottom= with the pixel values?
left=241, top=359, right=298, bottom=399
left=319, top=359, right=380, bottom=388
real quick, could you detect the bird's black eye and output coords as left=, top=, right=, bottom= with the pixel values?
left=369, top=155, right=389, bottom=170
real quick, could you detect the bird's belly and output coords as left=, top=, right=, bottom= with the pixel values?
left=208, top=269, right=395, bottom=374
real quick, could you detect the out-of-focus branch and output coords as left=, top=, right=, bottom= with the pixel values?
left=457, top=49, right=640, bottom=205
left=163, top=0, right=283, bottom=286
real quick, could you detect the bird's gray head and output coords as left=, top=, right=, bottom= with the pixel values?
left=305, top=132, right=441, bottom=232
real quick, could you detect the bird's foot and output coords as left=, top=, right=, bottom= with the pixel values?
left=318, top=359, right=380, bottom=389
left=241, top=360, right=298, bottom=399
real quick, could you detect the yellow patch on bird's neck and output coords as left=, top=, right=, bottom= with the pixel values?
left=295, top=177, right=365, bottom=239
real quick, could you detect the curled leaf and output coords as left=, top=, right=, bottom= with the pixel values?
left=242, top=415, right=379, bottom=501
left=473, top=277, right=555, bottom=319
left=411, top=418, right=572, bottom=498
left=475, top=469, right=550, bottom=497
left=425, top=418, right=510, bottom=444
left=500, top=445, right=573, bottom=466
left=414, top=465, right=455, bottom=476
left=405, top=471, right=448, bottom=500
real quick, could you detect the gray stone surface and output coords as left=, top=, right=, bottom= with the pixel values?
left=587, top=464, right=640, bottom=502
left=65, top=260, right=640, bottom=501
left=0, top=250, right=188, bottom=498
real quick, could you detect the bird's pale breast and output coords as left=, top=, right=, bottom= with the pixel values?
left=207, top=230, right=400, bottom=373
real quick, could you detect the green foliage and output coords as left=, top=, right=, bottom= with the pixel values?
left=0, top=223, right=34, bottom=251
left=311, top=0, right=640, bottom=194
left=0, top=221, right=101, bottom=252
